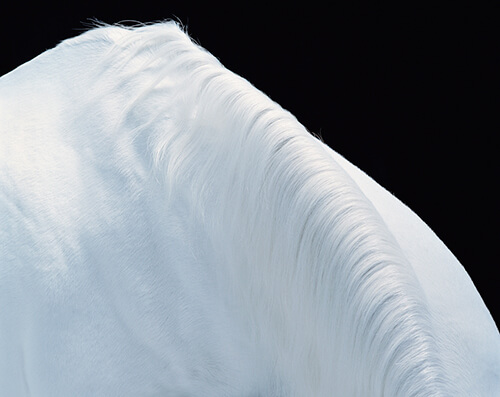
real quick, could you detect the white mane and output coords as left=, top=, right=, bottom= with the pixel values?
left=77, top=22, right=445, bottom=395
left=1, top=21, right=498, bottom=396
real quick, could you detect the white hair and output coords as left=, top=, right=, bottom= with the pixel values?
left=0, top=21, right=498, bottom=396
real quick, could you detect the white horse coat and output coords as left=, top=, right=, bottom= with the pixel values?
left=0, top=22, right=498, bottom=396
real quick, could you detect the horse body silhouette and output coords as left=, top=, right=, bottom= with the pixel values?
left=0, top=22, right=498, bottom=396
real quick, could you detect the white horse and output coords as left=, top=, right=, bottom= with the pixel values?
left=0, top=22, right=498, bottom=396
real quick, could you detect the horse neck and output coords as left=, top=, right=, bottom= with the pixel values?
left=89, top=25, right=448, bottom=395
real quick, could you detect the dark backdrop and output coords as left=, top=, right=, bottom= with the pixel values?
left=1, top=4, right=498, bottom=326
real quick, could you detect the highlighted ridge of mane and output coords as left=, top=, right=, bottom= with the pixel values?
left=78, top=22, right=447, bottom=395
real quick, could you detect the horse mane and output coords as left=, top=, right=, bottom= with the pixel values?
left=68, top=21, right=447, bottom=395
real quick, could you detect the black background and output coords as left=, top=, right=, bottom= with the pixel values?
left=1, top=4, right=498, bottom=326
